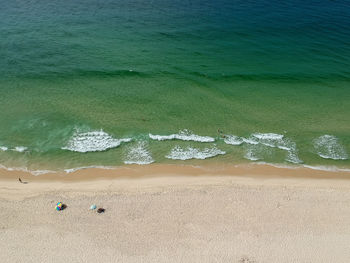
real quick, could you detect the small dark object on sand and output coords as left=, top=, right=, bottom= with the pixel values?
left=18, top=177, right=28, bottom=184
left=97, top=208, right=105, bottom=214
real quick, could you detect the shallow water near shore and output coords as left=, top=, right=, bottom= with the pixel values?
left=0, top=0, right=349, bottom=172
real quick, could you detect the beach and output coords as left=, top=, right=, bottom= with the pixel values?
left=1, top=1, right=350, bottom=261
left=1, top=164, right=350, bottom=262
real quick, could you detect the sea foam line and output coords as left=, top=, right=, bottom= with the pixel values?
left=149, top=129, right=215, bottom=142
left=252, top=162, right=350, bottom=173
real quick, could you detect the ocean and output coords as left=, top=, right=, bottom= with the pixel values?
left=0, top=0, right=349, bottom=173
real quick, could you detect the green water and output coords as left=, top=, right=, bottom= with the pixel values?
left=0, top=0, right=349, bottom=171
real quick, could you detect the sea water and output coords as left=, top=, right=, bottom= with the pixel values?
left=0, top=0, right=349, bottom=172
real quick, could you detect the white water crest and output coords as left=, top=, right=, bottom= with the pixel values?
left=13, top=146, right=28, bottom=152
left=124, top=141, right=154, bottom=165
left=243, top=133, right=302, bottom=164
left=252, top=133, right=284, bottom=140
left=223, top=135, right=243, bottom=145
left=0, top=146, right=8, bottom=151
left=149, top=129, right=215, bottom=142
left=166, top=145, right=225, bottom=160
left=242, top=137, right=259, bottom=145
left=313, top=135, right=348, bottom=160
left=62, top=130, right=131, bottom=153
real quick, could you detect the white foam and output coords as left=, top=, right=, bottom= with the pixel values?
left=252, top=162, right=350, bottom=172
left=281, top=139, right=302, bottom=164
left=223, top=135, right=243, bottom=145
left=286, top=150, right=302, bottom=164
left=0, top=164, right=56, bottom=176
left=124, top=141, right=154, bottom=165
left=62, top=130, right=131, bottom=153
left=243, top=133, right=302, bottom=164
left=244, top=147, right=261, bottom=161
left=251, top=133, right=285, bottom=148
left=252, top=133, right=284, bottom=140
left=302, top=164, right=350, bottom=172
left=64, top=165, right=116, bottom=173
left=0, top=146, right=8, bottom=151
left=13, top=146, right=27, bottom=152
left=149, top=129, right=215, bottom=142
left=242, top=137, right=259, bottom=145
left=31, top=170, right=56, bottom=176
left=277, top=145, right=291, bottom=151
left=313, top=135, right=348, bottom=160
left=166, top=145, right=225, bottom=160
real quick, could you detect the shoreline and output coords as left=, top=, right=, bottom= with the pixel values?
left=1, top=163, right=350, bottom=201
left=1, top=162, right=350, bottom=182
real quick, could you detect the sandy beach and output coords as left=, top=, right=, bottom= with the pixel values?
left=1, top=164, right=350, bottom=262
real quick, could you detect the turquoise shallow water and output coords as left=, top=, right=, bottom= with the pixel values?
left=0, top=0, right=349, bottom=172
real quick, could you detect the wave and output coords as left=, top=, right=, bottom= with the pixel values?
left=31, top=170, right=56, bottom=176
left=169, top=66, right=350, bottom=83
left=63, top=165, right=116, bottom=173
left=18, top=69, right=148, bottom=80
left=166, top=145, right=225, bottom=160
left=302, top=165, right=350, bottom=172
left=252, top=162, right=350, bottom=173
left=313, top=135, right=348, bottom=160
left=0, top=164, right=56, bottom=176
left=223, top=135, right=243, bottom=145
left=244, top=147, right=261, bottom=161
left=62, top=130, right=132, bottom=153
left=13, top=146, right=28, bottom=152
left=182, top=70, right=350, bottom=83
left=242, top=133, right=302, bottom=164
left=0, top=146, right=30, bottom=153
left=124, top=141, right=154, bottom=165
left=242, top=138, right=259, bottom=145
left=149, top=129, right=215, bottom=142
left=252, top=133, right=284, bottom=140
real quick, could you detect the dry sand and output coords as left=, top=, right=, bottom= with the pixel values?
left=0, top=164, right=350, bottom=262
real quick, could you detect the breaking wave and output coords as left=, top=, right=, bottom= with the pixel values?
left=124, top=141, right=154, bottom=165
left=149, top=129, right=215, bottom=142
left=313, top=135, right=348, bottom=160
left=244, top=147, right=262, bottom=161
left=13, top=146, right=28, bottom=152
left=241, top=133, right=302, bottom=164
left=223, top=135, right=243, bottom=145
left=62, top=130, right=132, bottom=153
left=0, top=145, right=29, bottom=153
left=0, top=146, right=8, bottom=151
left=166, top=145, right=225, bottom=160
